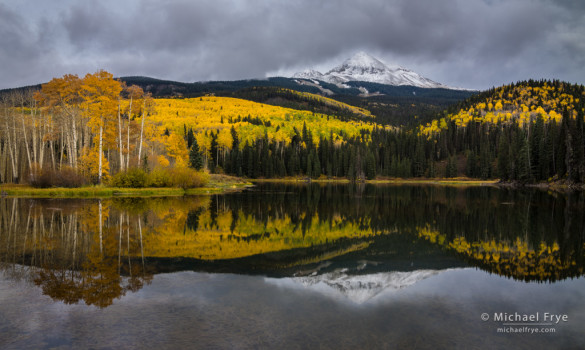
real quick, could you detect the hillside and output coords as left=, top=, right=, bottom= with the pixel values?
left=199, top=79, right=585, bottom=182
left=151, top=96, right=379, bottom=149
left=118, top=76, right=475, bottom=126
left=3, top=71, right=585, bottom=186
left=421, top=80, right=584, bottom=134
left=0, top=75, right=475, bottom=127
left=225, top=86, right=374, bottom=122
left=415, top=80, right=585, bottom=182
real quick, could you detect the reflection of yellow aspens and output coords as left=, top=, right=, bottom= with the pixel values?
left=142, top=212, right=377, bottom=260
left=416, top=225, right=582, bottom=281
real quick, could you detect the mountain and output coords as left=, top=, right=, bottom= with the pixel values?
left=293, top=52, right=453, bottom=89
left=289, top=269, right=447, bottom=304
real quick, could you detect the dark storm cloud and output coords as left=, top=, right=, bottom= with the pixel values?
left=1, top=0, right=584, bottom=90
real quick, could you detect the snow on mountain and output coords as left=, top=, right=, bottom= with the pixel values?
left=292, top=69, right=324, bottom=81
left=292, top=52, right=452, bottom=89
left=289, top=268, right=445, bottom=304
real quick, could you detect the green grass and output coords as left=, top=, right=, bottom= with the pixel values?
left=252, top=177, right=499, bottom=187
left=0, top=175, right=253, bottom=198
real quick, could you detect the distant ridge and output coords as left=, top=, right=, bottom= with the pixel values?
left=293, top=52, right=457, bottom=89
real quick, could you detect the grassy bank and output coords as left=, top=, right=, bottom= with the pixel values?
left=252, top=177, right=499, bottom=187
left=0, top=174, right=253, bottom=198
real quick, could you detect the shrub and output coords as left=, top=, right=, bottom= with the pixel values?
left=146, top=167, right=172, bottom=187
left=109, top=168, right=148, bottom=188
left=168, top=167, right=209, bottom=189
left=30, top=166, right=89, bottom=188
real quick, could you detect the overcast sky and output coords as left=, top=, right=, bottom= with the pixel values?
left=1, top=0, right=584, bottom=90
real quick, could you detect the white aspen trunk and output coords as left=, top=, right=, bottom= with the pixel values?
left=118, top=213, right=123, bottom=274
left=31, top=108, right=38, bottom=167
left=38, top=112, right=45, bottom=170
left=99, top=200, right=103, bottom=255
left=11, top=113, right=20, bottom=182
left=98, top=118, right=103, bottom=184
left=137, top=108, right=145, bottom=166
left=49, top=138, right=55, bottom=170
left=19, top=96, right=32, bottom=179
left=5, top=121, right=17, bottom=182
left=138, top=217, right=144, bottom=273
left=71, top=114, right=78, bottom=169
left=59, top=125, right=65, bottom=169
left=118, top=103, right=124, bottom=172
left=0, top=141, right=6, bottom=183
left=127, top=97, right=132, bottom=170
left=127, top=212, right=131, bottom=277
left=65, top=124, right=74, bottom=167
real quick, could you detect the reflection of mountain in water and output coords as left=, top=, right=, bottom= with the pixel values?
left=291, top=269, right=444, bottom=304
left=2, top=184, right=585, bottom=308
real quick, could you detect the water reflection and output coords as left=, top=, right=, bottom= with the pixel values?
left=0, top=198, right=154, bottom=308
left=1, top=184, right=585, bottom=307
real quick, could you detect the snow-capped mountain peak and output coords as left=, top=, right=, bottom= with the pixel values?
left=287, top=269, right=447, bottom=304
left=292, top=52, right=451, bottom=89
left=333, top=51, right=392, bottom=73
left=292, top=69, right=324, bottom=80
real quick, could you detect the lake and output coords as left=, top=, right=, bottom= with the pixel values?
left=1, top=184, right=584, bottom=349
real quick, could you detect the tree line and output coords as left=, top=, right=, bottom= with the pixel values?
left=193, top=101, right=585, bottom=184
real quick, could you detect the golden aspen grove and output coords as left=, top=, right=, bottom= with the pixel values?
left=0, top=70, right=385, bottom=187
left=1, top=73, right=585, bottom=187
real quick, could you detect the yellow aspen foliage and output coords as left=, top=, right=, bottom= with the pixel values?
left=79, top=146, right=110, bottom=180
left=148, top=97, right=380, bottom=150
left=217, top=128, right=233, bottom=151
left=420, top=81, right=583, bottom=136
left=157, top=155, right=170, bottom=168
left=164, top=133, right=189, bottom=168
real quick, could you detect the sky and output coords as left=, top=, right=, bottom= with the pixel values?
left=1, top=0, right=584, bottom=90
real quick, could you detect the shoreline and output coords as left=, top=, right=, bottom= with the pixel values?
left=2, top=176, right=582, bottom=198
left=252, top=177, right=500, bottom=187
left=0, top=175, right=253, bottom=198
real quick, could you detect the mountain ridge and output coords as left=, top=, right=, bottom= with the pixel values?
left=293, top=52, right=455, bottom=90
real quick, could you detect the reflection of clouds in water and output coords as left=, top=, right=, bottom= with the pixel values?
left=2, top=270, right=585, bottom=349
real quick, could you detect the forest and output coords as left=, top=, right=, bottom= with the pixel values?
left=191, top=80, right=585, bottom=183
left=1, top=71, right=584, bottom=186
left=0, top=70, right=207, bottom=188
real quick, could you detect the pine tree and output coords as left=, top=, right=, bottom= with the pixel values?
left=497, top=133, right=510, bottom=180
left=312, top=150, right=321, bottom=179
left=209, top=131, right=219, bottom=173
left=445, top=155, right=457, bottom=178
left=365, top=150, right=376, bottom=180
left=189, top=138, right=204, bottom=170
left=517, top=134, right=531, bottom=182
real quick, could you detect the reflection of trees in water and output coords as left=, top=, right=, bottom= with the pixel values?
left=210, top=184, right=585, bottom=281
left=1, top=186, right=584, bottom=291
left=0, top=198, right=153, bottom=308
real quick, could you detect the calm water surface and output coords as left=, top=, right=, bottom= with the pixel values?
left=1, top=184, right=584, bottom=349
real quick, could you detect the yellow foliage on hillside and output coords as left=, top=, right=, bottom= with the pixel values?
left=273, top=87, right=373, bottom=118
left=141, top=210, right=377, bottom=260
left=149, top=97, right=378, bottom=153
left=420, top=81, right=585, bottom=136
left=416, top=225, right=581, bottom=281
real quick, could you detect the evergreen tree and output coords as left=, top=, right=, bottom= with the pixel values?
left=497, top=133, right=510, bottom=180
left=186, top=128, right=195, bottom=148
left=365, top=151, right=376, bottom=180
left=189, top=138, right=204, bottom=170
left=312, top=150, right=321, bottom=179
left=445, top=156, right=457, bottom=178
left=517, top=134, right=531, bottom=182
left=209, top=131, right=219, bottom=173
